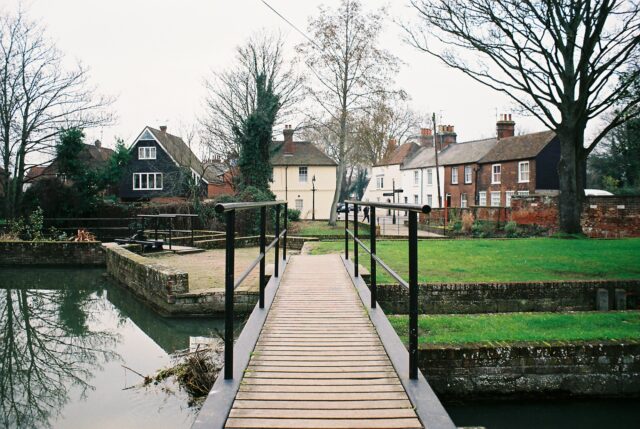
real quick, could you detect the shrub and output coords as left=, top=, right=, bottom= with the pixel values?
left=286, top=209, right=301, bottom=222
left=504, top=221, right=520, bottom=237
left=461, top=212, right=475, bottom=234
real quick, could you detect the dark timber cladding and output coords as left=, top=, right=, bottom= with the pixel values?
left=225, top=254, right=423, bottom=429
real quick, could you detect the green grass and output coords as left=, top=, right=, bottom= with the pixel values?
left=307, top=238, right=640, bottom=283
left=292, top=220, right=369, bottom=237
left=388, top=311, right=640, bottom=345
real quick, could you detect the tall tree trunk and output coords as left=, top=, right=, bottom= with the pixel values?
left=557, top=130, right=585, bottom=234
left=328, top=112, right=348, bottom=226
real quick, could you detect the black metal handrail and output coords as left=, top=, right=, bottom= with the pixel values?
left=214, top=200, right=288, bottom=380
left=344, top=199, right=431, bottom=380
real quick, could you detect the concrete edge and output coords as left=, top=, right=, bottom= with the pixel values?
left=341, top=255, right=457, bottom=429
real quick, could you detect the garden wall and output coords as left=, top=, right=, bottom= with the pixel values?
left=421, top=340, right=640, bottom=398
left=376, top=280, right=640, bottom=314
left=104, top=243, right=258, bottom=316
left=0, top=241, right=105, bottom=266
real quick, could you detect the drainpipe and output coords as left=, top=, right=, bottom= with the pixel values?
left=285, top=166, right=288, bottom=200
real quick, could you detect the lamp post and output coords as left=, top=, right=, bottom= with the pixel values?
left=311, top=175, right=316, bottom=220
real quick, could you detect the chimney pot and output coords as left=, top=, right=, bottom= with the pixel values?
left=283, top=125, right=295, bottom=155
left=160, top=125, right=167, bottom=133
left=496, top=113, right=515, bottom=139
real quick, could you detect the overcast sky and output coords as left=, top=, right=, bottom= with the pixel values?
left=5, top=0, right=548, bottom=157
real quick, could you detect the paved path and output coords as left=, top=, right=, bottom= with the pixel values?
left=225, top=254, right=422, bottom=429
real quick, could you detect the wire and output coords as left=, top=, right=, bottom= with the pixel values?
left=259, top=0, right=322, bottom=51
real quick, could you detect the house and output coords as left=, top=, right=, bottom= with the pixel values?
left=361, top=140, right=420, bottom=206
left=399, top=127, right=458, bottom=208
left=270, top=125, right=337, bottom=220
left=119, top=126, right=218, bottom=202
left=23, top=166, right=51, bottom=190
left=202, top=159, right=235, bottom=198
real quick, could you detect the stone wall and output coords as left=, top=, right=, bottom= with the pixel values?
left=195, top=235, right=316, bottom=251
left=421, top=340, right=640, bottom=398
left=376, top=280, right=640, bottom=315
left=0, top=241, right=105, bottom=266
left=104, top=243, right=258, bottom=316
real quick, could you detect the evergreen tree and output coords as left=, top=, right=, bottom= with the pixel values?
left=234, top=73, right=279, bottom=192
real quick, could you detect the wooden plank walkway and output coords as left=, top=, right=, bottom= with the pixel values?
left=225, top=254, right=423, bottom=429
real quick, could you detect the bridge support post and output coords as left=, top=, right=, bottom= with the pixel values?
left=370, top=207, right=377, bottom=309
left=344, top=202, right=349, bottom=260
left=408, top=210, right=418, bottom=380
left=283, top=203, right=287, bottom=261
left=353, top=203, right=358, bottom=277
left=224, top=209, right=236, bottom=380
left=259, top=206, right=266, bottom=309
left=274, top=205, right=280, bottom=277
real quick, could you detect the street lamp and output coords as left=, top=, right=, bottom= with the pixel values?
left=311, top=175, right=316, bottom=220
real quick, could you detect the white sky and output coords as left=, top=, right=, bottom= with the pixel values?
left=4, top=0, right=547, bottom=157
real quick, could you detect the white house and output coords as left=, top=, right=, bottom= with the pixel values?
left=400, top=146, right=445, bottom=208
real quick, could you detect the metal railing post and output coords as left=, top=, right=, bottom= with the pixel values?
left=354, top=203, right=359, bottom=277
left=224, top=209, right=236, bottom=380
left=283, top=203, right=287, bottom=261
left=408, top=210, right=418, bottom=380
left=259, top=206, right=266, bottom=309
left=370, top=207, right=377, bottom=309
left=274, top=205, right=280, bottom=277
left=344, top=202, right=349, bottom=260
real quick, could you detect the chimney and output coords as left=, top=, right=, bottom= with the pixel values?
left=419, top=128, right=434, bottom=148
left=283, top=125, right=295, bottom=155
left=496, top=113, right=515, bottom=139
left=436, top=124, right=457, bottom=150
left=160, top=125, right=167, bottom=133
left=94, top=139, right=102, bottom=148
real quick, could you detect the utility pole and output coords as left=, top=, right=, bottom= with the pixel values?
left=433, top=113, right=442, bottom=208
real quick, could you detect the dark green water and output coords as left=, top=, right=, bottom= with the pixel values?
left=0, top=268, right=230, bottom=429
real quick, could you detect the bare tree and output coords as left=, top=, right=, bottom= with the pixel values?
left=405, top=0, right=640, bottom=233
left=0, top=9, right=112, bottom=218
left=200, top=31, right=304, bottom=164
left=298, top=0, right=400, bottom=225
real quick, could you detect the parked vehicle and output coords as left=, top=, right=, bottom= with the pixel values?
left=585, top=189, right=614, bottom=196
left=336, top=203, right=361, bottom=213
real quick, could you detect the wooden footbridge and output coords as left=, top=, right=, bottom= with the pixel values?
left=192, top=201, right=457, bottom=429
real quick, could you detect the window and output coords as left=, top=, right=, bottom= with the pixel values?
left=461, top=193, right=468, bottom=208
left=133, top=173, right=163, bottom=190
left=491, top=191, right=501, bottom=207
left=492, top=164, right=501, bottom=184
left=376, top=175, right=384, bottom=189
left=427, top=194, right=433, bottom=207
left=413, top=170, right=420, bottom=186
left=518, top=190, right=530, bottom=196
left=414, top=195, right=419, bottom=204
left=451, top=167, right=458, bottom=184
left=519, top=161, right=530, bottom=183
left=138, top=146, right=156, bottom=160
left=479, top=191, right=487, bottom=206
left=464, top=165, right=473, bottom=184
left=298, top=166, right=308, bottom=183
left=295, top=199, right=303, bottom=211
left=427, top=168, right=433, bottom=185
left=505, top=191, right=515, bottom=207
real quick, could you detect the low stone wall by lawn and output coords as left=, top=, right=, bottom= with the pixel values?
left=195, top=235, right=316, bottom=251
left=104, top=243, right=259, bottom=316
left=376, top=280, right=640, bottom=314
left=421, top=340, right=640, bottom=399
left=0, top=241, right=105, bottom=266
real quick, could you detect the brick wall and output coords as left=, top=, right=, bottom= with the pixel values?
left=421, top=340, right=640, bottom=399
left=0, top=241, right=105, bottom=266
left=478, top=159, right=536, bottom=206
left=444, top=164, right=476, bottom=208
left=376, top=280, right=640, bottom=315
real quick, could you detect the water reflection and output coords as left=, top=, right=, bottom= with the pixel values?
left=0, top=276, right=119, bottom=428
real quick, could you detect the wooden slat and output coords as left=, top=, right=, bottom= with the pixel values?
left=231, top=400, right=412, bottom=409
left=225, top=418, right=422, bottom=428
left=229, top=408, right=417, bottom=419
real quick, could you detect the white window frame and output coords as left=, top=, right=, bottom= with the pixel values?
left=295, top=198, right=303, bottom=211
left=298, top=166, right=308, bottom=183
left=138, top=146, right=156, bottom=160
left=376, top=175, right=384, bottom=189
left=490, top=191, right=501, bottom=207
left=414, top=195, right=419, bottom=204
left=518, top=190, right=530, bottom=196
left=451, top=167, right=458, bottom=184
left=518, top=161, right=530, bottom=183
left=461, top=193, right=468, bottom=208
left=492, top=164, right=502, bottom=184
left=505, top=191, right=515, bottom=207
left=413, top=170, right=420, bottom=186
left=427, top=168, right=433, bottom=185
left=427, top=194, right=433, bottom=207
left=479, top=191, right=487, bottom=206
left=133, top=172, right=163, bottom=190
left=464, top=165, right=472, bottom=184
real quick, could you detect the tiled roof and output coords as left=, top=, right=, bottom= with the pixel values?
left=45, top=143, right=115, bottom=175
left=25, top=166, right=48, bottom=181
left=271, top=140, right=337, bottom=166
left=438, top=138, right=497, bottom=166
left=479, top=130, right=556, bottom=163
left=376, top=142, right=420, bottom=166
left=400, top=146, right=437, bottom=170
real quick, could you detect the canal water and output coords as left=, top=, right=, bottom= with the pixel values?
left=1, top=268, right=638, bottom=428
left=0, top=268, right=230, bottom=429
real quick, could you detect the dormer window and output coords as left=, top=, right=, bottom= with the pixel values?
left=139, top=146, right=156, bottom=160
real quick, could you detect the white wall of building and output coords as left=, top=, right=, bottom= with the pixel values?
left=362, top=164, right=403, bottom=204
left=271, top=165, right=336, bottom=220
left=400, top=166, right=445, bottom=208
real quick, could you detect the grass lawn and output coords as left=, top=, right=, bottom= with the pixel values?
left=306, top=238, right=640, bottom=283
left=291, top=220, right=369, bottom=237
left=388, top=311, right=640, bottom=345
